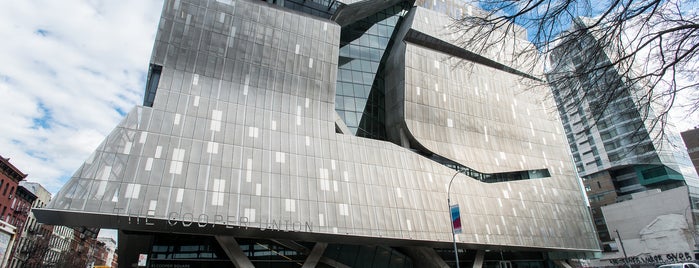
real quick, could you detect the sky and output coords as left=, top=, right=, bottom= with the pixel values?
left=0, top=0, right=164, bottom=192
left=0, top=0, right=164, bottom=240
left=0, top=0, right=696, bottom=239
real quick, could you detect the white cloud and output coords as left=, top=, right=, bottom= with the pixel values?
left=0, top=0, right=164, bottom=194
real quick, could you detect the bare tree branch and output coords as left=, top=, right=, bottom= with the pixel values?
left=449, top=0, right=697, bottom=150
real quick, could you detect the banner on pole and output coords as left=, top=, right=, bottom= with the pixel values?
left=450, top=204, right=462, bottom=234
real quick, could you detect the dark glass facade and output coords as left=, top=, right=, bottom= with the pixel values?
left=322, top=244, right=413, bottom=268
left=144, top=64, right=163, bottom=107
left=335, top=3, right=408, bottom=139
left=150, top=234, right=233, bottom=267
left=238, top=239, right=312, bottom=267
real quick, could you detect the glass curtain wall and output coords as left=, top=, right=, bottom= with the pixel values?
left=335, top=3, right=409, bottom=139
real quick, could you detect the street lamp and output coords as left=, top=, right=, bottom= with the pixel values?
left=448, top=170, right=461, bottom=268
left=615, top=229, right=630, bottom=268
left=684, top=204, right=698, bottom=249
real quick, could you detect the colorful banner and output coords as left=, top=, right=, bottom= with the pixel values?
left=450, top=204, right=462, bottom=234
left=138, top=254, right=148, bottom=267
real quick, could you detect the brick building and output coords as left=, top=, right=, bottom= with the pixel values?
left=7, top=185, right=37, bottom=267
left=19, top=181, right=53, bottom=268
left=0, top=156, right=26, bottom=223
left=96, top=237, right=117, bottom=267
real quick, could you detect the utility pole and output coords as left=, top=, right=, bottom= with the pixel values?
left=447, top=171, right=461, bottom=268
left=615, top=229, right=631, bottom=268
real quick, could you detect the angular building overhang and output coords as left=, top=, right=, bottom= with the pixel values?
left=331, top=0, right=408, bottom=27
left=34, top=207, right=597, bottom=254
left=403, top=29, right=540, bottom=81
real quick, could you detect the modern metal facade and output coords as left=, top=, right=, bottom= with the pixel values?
left=36, top=0, right=599, bottom=266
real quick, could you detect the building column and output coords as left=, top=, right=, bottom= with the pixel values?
left=270, top=239, right=348, bottom=268
left=399, top=128, right=411, bottom=148
left=472, top=250, right=485, bottom=268
left=553, top=260, right=573, bottom=268
left=398, top=246, right=450, bottom=268
left=301, top=242, right=327, bottom=268
left=215, top=235, right=254, bottom=268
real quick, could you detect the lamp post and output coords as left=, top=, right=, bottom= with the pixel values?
left=684, top=203, right=698, bottom=250
left=448, top=171, right=461, bottom=268
left=615, top=229, right=630, bottom=268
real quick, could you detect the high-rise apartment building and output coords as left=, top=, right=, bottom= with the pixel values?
left=36, top=0, right=599, bottom=267
left=548, top=18, right=699, bottom=253
left=682, top=128, right=699, bottom=178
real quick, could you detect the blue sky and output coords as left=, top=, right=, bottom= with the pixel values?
left=0, top=0, right=164, bottom=193
left=0, top=0, right=164, bottom=240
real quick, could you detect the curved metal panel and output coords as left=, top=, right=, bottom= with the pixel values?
left=37, top=0, right=599, bottom=253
